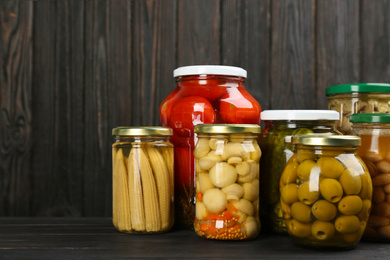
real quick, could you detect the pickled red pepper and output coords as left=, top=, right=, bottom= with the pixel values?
left=159, top=66, right=261, bottom=229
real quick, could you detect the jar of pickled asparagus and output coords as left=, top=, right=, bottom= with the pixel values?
left=193, top=124, right=261, bottom=240
left=259, top=110, right=341, bottom=234
left=160, top=65, right=261, bottom=229
left=351, top=113, right=390, bottom=242
left=281, top=135, right=372, bottom=249
left=112, top=127, right=174, bottom=234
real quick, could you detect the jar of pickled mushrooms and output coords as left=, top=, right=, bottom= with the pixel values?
left=281, top=135, right=372, bottom=249
left=112, top=127, right=174, bottom=234
left=326, top=83, right=390, bottom=134
left=193, top=124, right=261, bottom=240
left=351, top=113, right=390, bottom=242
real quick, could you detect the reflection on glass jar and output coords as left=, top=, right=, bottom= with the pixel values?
left=193, top=124, right=261, bottom=240
left=159, top=65, right=261, bottom=229
left=112, top=127, right=174, bottom=234
left=281, top=135, right=372, bottom=249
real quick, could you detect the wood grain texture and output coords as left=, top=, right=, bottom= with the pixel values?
left=316, top=0, right=360, bottom=109
left=177, top=0, right=220, bottom=66
left=32, top=0, right=85, bottom=217
left=0, top=0, right=32, bottom=216
left=221, top=0, right=271, bottom=110
left=132, top=0, right=177, bottom=126
left=361, top=0, right=390, bottom=83
left=270, top=0, right=315, bottom=109
left=0, top=218, right=389, bottom=259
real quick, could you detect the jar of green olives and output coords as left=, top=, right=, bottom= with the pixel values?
left=259, top=110, right=340, bottom=234
left=351, top=113, right=390, bottom=242
left=193, top=124, right=262, bottom=240
left=280, top=135, right=372, bottom=249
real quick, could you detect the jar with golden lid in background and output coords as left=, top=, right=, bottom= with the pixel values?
left=193, top=124, right=261, bottom=240
left=326, top=83, right=390, bottom=134
left=280, top=135, right=372, bottom=249
left=259, top=110, right=341, bottom=234
left=112, top=127, right=174, bottom=234
left=351, top=113, right=390, bottom=242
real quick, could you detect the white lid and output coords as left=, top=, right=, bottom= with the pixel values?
left=261, top=110, right=339, bottom=120
left=173, top=65, right=247, bottom=78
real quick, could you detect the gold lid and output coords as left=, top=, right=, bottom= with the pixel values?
left=194, top=124, right=261, bottom=134
left=112, top=126, right=173, bottom=136
left=292, top=135, right=361, bottom=147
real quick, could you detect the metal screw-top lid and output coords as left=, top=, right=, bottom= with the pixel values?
left=350, top=113, right=390, bottom=124
left=292, top=134, right=361, bottom=147
left=112, top=127, right=173, bottom=136
left=194, top=124, right=261, bottom=134
left=173, top=65, right=247, bottom=78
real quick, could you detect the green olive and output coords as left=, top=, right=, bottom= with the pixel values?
left=296, top=160, right=317, bottom=181
left=339, top=168, right=362, bottom=195
left=319, top=178, right=343, bottom=203
left=288, top=219, right=312, bottom=238
left=297, top=182, right=320, bottom=205
left=356, top=199, right=372, bottom=221
left=335, top=215, right=360, bottom=234
left=311, top=200, right=337, bottom=221
left=317, top=157, right=344, bottom=179
left=281, top=159, right=298, bottom=185
left=296, top=149, right=316, bottom=163
left=342, top=222, right=365, bottom=243
left=291, top=202, right=312, bottom=223
left=338, top=195, right=363, bottom=215
left=311, top=220, right=335, bottom=240
left=359, top=171, right=373, bottom=200
left=281, top=183, right=299, bottom=205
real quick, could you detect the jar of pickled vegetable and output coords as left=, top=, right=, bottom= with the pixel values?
left=259, top=110, right=341, bottom=234
left=159, top=65, right=261, bottom=229
left=281, top=135, right=372, bottom=249
left=112, top=127, right=174, bottom=234
left=193, top=124, right=261, bottom=240
left=326, top=83, right=390, bottom=134
left=351, top=113, right=390, bottom=242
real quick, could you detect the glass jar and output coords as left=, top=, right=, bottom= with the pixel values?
left=159, top=65, right=261, bottom=229
left=326, top=83, right=390, bottom=134
left=193, top=124, right=261, bottom=240
left=112, top=127, right=174, bottom=234
left=351, top=113, right=390, bottom=242
left=259, top=110, right=341, bottom=234
left=281, top=135, right=372, bottom=249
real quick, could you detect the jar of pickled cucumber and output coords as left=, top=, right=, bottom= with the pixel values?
left=326, top=83, right=390, bottom=134
left=160, top=65, right=262, bottom=229
left=351, top=113, right=390, bottom=242
left=193, top=124, right=261, bottom=240
left=280, top=135, right=372, bottom=249
left=112, top=127, right=174, bottom=234
left=259, top=110, right=341, bottom=234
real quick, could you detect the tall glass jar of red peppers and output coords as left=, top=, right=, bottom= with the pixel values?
left=159, top=65, right=262, bottom=229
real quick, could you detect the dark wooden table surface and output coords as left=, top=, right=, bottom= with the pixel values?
left=0, top=218, right=389, bottom=259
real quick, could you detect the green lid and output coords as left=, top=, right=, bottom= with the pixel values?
left=194, top=124, right=261, bottom=134
left=350, top=113, right=390, bottom=124
left=112, top=126, right=173, bottom=136
left=292, top=134, right=361, bottom=147
left=326, top=83, right=390, bottom=95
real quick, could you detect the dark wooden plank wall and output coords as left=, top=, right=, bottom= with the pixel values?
left=0, top=0, right=389, bottom=217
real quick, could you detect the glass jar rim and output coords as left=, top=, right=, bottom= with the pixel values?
left=292, top=134, right=361, bottom=146
left=261, top=110, right=339, bottom=120
left=173, top=65, right=247, bottom=78
left=112, top=126, right=173, bottom=136
left=326, top=83, right=390, bottom=95
left=194, top=124, right=260, bottom=134
left=350, top=113, right=390, bottom=124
